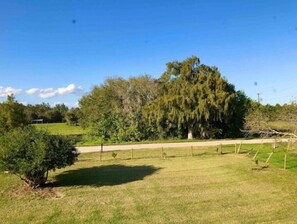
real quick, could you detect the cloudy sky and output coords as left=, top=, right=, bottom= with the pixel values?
left=1, top=0, right=297, bottom=107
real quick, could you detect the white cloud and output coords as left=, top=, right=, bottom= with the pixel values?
left=20, top=101, right=28, bottom=106
left=39, top=88, right=57, bottom=99
left=26, top=88, right=39, bottom=95
left=51, top=101, right=79, bottom=108
left=0, top=86, right=22, bottom=97
left=58, top=84, right=83, bottom=95
left=26, top=84, right=83, bottom=99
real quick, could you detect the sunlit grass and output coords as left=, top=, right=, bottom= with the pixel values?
left=33, top=123, right=87, bottom=136
left=1, top=145, right=297, bottom=223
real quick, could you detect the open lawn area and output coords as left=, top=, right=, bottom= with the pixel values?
left=33, top=123, right=87, bottom=136
left=1, top=145, right=297, bottom=223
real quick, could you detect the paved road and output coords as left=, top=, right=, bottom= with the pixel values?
left=77, top=138, right=289, bottom=153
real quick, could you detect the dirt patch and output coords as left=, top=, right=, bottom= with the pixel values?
left=10, top=183, right=64, bottom=199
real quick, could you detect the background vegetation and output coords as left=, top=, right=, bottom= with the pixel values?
left=1, top=56, right=296, bottom=144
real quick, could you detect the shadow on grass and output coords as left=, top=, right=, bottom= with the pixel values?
left=221, top=152, right=233, bottom=155
left=54, top=165, right=161, bottom=187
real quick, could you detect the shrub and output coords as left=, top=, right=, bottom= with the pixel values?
left=0, top=95, right=28, bottom=135
left=59, top=134, right=83, bottom=145
left=0, top=127, right=78, bottom=188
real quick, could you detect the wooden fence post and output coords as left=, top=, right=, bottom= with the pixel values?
left=253, top=150, right=259, bottom=161
left=237, top=142, right=242, bottom=154
left=287, top=138, right=291, bottom=150
left=100, top=143, right=103, bottom=161
left=273, top=138, right=276, bottom=150
left=265, top=152, right=273, bottom=164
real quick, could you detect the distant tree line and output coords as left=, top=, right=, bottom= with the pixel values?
left=1, top=56, right=297, bottom=142
left=244, top=101, right=297, bottom=136
left=25, top=103, right=69, bottom=123
left=0, top=96, right=81, bottom=135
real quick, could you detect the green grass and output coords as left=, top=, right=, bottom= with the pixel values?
left=33, top=123, right=87, bottom=136
left=248, top=141, right=297, bottom=169
left=2, top=144, right=297, bottom=223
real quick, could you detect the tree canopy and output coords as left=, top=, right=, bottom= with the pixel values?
left=79, top=75, right=158, bottom=142
left=25, top=103, right=70, bottom=123
left=244, top=101, right=297, bottom=137
left=143, top=56, right=237, bottom=139
left=65, top=108, right=82, bottom=126
left=79, top=56, right=248, bottom=141
left=0, top=95, right=28, bottom=135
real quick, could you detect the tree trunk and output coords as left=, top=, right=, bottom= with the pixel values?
left=188, top=125, right=193, bottom=140
left=25, top=170, right=48, bottom=188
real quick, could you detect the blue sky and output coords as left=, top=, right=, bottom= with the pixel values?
left=0, top=0, right=297, bottom=107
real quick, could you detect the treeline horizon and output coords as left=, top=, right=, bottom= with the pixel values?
left=1, top=56, right=296, bottom=141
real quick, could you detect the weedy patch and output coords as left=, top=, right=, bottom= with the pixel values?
left=10, top=184, right=63, bottom=199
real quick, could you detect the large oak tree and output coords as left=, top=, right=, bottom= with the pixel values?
left=144, top=56, right=236, bottom=139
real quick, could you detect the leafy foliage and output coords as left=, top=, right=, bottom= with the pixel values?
left=220, top=91, right=251, bottom=138
left=0, top=127, right=78, bottom=188
left=244, top=101, right=297, bottom=136
left=79, top=56, right=250, bottom=141
left=79, top=75, right=158, bottom=142
left=0, top=95, right=28, bottom=135
left=25, top=103, right=69, bottom=123
left=143, top=56, right=238, bottom=139
left=65, top=108, right=82, bottom=126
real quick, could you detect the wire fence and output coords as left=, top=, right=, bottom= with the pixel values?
left=88, top=139, right=297, bottom=170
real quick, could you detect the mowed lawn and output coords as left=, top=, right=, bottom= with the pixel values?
left=1, top=146, right=297, bottom=223
left=33, top=123, right=87, bottom=136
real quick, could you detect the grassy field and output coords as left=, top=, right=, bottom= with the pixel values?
left=33, top=123, right=87, bottom=136
left=1, top=144, right=297, bottom=223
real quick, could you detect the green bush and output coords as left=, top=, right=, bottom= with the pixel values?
left=0, top=127, right=78, bottom=188
left=0, top=95, right=28, bottom=135
left=59, top=134, right=83, bottom=145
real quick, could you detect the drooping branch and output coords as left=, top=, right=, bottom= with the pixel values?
left=241, top=127, right=297, bottom=138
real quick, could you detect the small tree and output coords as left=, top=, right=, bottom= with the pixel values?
left=0, top=127, right=78, bottom=188
left=0, top=95, right=28, bottom=135
left=65, top=108, right=82, bottom=126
